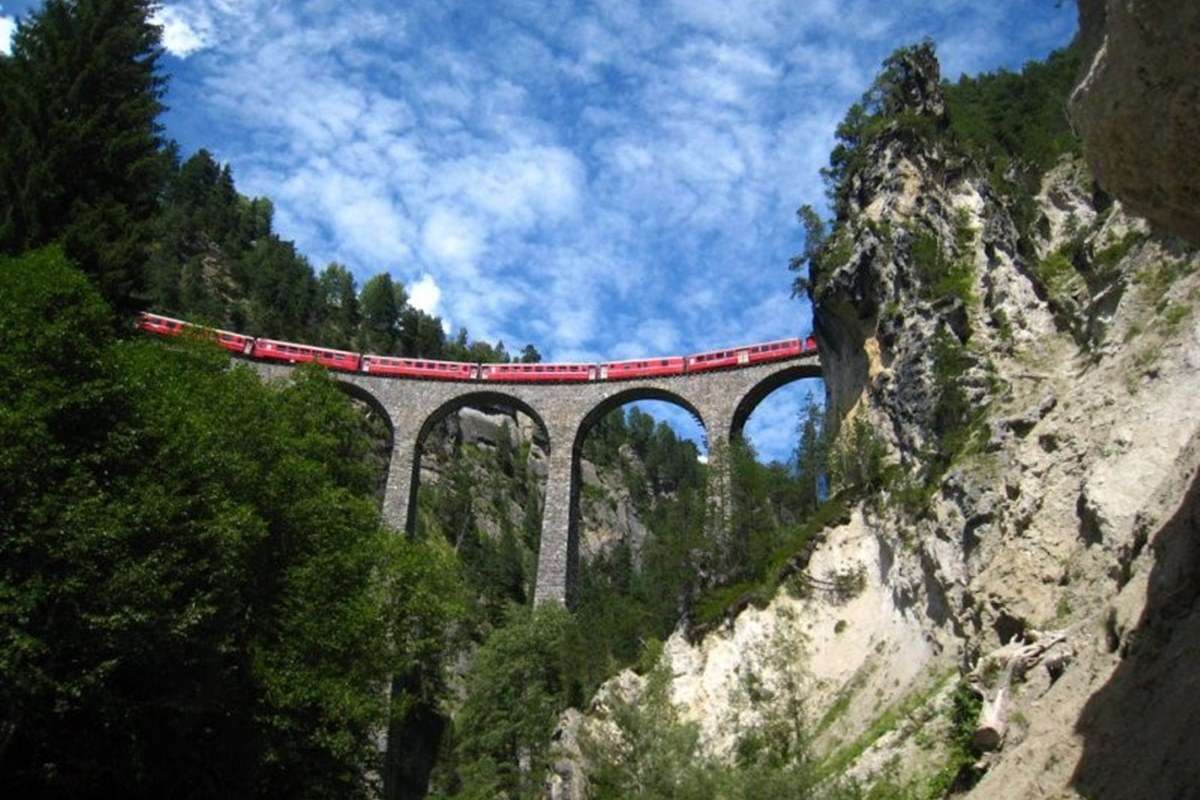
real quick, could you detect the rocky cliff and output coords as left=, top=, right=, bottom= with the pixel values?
left=552, top=43, right=1200, bottom=800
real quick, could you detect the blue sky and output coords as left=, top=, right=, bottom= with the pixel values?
left=0, top=1, right=1078, bottom=461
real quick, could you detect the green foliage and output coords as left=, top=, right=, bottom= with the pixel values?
left=943, top=45, right=1082, bottom=179
left=583, top=659, right=820, bottom=800
left=1031, top=248, right=1081, bottom=303
left=1092, top=231, right=1144, bottom=279
left=0, top=0, right=168, bottom=312
left=822, top=42, right=946, bottom=218
left=317, top=262, right=361, bottom=348
left=792, top=43, right=950, bottom=298
left=1133, top=258, right=1196, bottom=314
left=928, top=332, right=988, bottom=473
left=910, top=218, right=975, bottom=307
left=447, top=604, right=578, bottom=799
left=582, top=665, right=725, bottom=800
left=0, top=250, right=464, bottom=798
left=925, top=680, right=984, bottom=794
left=692, top=492, right=850, bottom=629
left=790, top=204, right=827, bottom=297
left=828, top=416, right=889, bottom=493
left=359, top=272, right=403, bottom=354
left=145, top=150, right=536, bottom=360
left=415, top=414, right=546, bottom=635
left=814, top=672, right=954, bottom=788
left=942, top=44, right=1082, bottom=254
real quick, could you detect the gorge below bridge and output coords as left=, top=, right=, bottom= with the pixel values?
left=250, top=351, right=822, bottom=605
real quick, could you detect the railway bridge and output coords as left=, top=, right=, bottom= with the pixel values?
left=250, top=352, right=822, bottom=605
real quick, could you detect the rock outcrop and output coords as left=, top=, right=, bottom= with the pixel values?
left=554, top=42, right=1200, bottom=799
left=1070, top=0, right=1200, bottom=244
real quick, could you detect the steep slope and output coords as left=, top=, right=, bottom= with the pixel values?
left=553, top=43, right=1200, bottom=799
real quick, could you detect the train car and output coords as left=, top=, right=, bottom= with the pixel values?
left=211, top=328, right=255, bottom=355
left=136, top=312, right=189, bottom=337
left=803, top=335, right=817, bottom=352
left=599, top=356, right=685, bottom=381
left=479, top=362, right=595, bottom=383
left=685, top=345, right=747, bottom=373
left=361, top=355, right=478, bottom=381
left=252, top=338, right=361, bottom=372
left=137, top=312, right=254, bottom=354
left=744, top=338, right=803, bottom=365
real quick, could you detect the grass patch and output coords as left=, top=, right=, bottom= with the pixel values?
left=813, top=660, right=878, bottom=740
left=1093, top=231, right=1145, bottom=278
left=1161, top=302, right=1192, bottom=336
left=1134, top=259, right=1195, bottom=312
left=1032, top=248, right=1081, bottom=303
left=814, top=670, right=955, bottom=784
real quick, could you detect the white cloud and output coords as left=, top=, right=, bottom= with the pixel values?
left=153, top=5, right=210, bottom=57
left=0, top=15, right=16, bottom=55
left=408, top=273, right=442, bottom=316
left=421, top=209, right=484, bottom=272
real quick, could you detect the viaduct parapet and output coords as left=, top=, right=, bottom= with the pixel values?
left=249, top=354, right=821, bottom=605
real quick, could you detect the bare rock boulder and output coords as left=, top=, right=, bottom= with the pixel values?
left=1070, top=0, right=1200, bottom=243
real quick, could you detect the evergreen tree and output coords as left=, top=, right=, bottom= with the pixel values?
left=792, top=397, right=828, bottom=516
left=0, top=248, right=465, bottom=798
left=519, top=344, right=542, bottom=363
left=317, top=262, right=360, bottom=349
left=0, top=0, right=167, bottom=312
left=400, top=305, right=448, bottom=358
left=235, top=235, right=318, bottom=338
left=359, top=272, right=402, bottom=354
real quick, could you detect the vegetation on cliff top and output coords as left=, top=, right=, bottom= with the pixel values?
left=792, top=40, right=1083, bottom=300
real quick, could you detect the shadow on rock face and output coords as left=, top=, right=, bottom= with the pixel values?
left=1070, top=459, right=1200, bottom=798
left=1070, top=0, right=1200, bottom=245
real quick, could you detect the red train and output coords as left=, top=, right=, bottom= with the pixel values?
left=136, top=312, right=817, bottom=384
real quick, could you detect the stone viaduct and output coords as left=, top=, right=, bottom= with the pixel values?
left=250, top=352, right=821, bottom=605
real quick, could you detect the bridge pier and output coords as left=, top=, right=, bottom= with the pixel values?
left=703, top=419, right=733, bottom=541
left=382, top=429, right=419, bottom=535
left=533, top=422, right=578, bottom=606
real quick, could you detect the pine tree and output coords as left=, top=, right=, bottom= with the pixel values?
left=317, top=262, right=360, bottom=349
left=0, top=0, right=167, bottom=312
left=359, top=272, right=402, bottom=354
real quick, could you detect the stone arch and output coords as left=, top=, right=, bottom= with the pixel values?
left=416, top=390, right=550, bottom=451
left=728, top=363, right=824, bottom=442
left=574, top=386, right=708, bottom=456
left=561, top=386, right=709, bottom=603
left=331, top=379, right=399, bottom=516
left=332, top=378, right=395, bottom=440
left=407, top=390, right=552, bottom=538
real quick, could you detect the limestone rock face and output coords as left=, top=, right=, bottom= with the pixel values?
left=810, top=45, right=1055, bottom=462
left=1070, top=0, right=1200, bottom=243
left=557, top=42, right=1200, bottom=799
